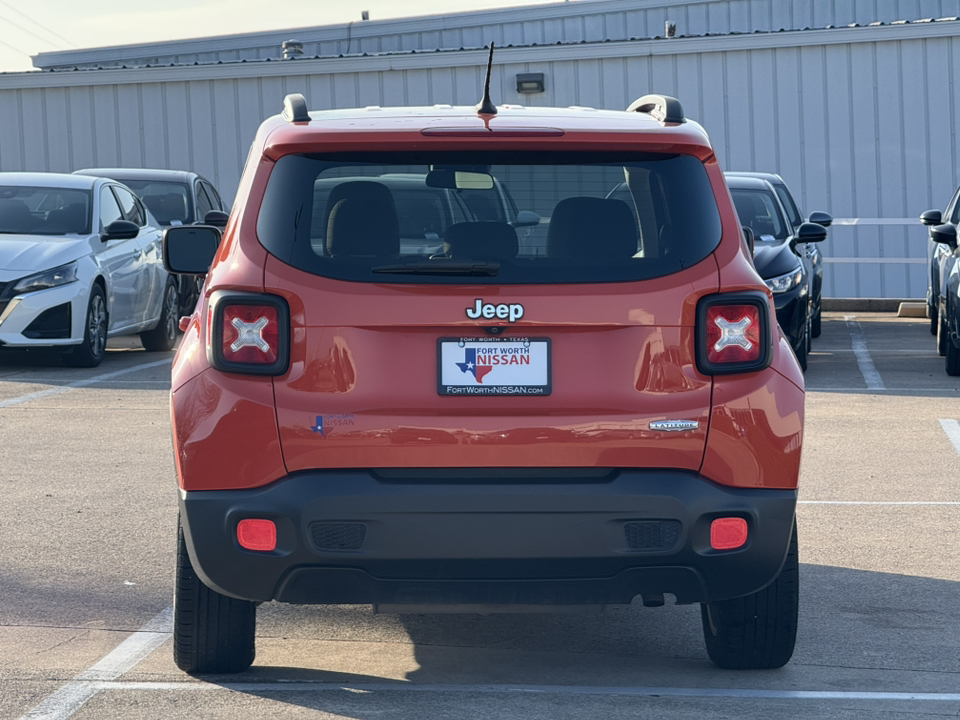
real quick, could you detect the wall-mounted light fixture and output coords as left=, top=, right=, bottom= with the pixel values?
left=516, top=72, right=545, bottom=93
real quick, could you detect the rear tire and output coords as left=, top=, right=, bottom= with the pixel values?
left=929, top=303, right=938, bottom=335
left=140, top=279, right=179, bottom=352
left=811, top=308, right=821, bottom=339
left=938, top=315, right=948, bottom=357
left=795, top=326, right=808, bottom=373
left=63, top=285, right=107, bottom=368
left=700, top=524, right=799, bottom=670
left=174, top=517, right=256, bottom=674
left=946, top=327, right=960, bottom=377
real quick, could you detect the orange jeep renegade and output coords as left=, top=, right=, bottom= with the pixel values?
left=164, top=81, right=804, bottom=674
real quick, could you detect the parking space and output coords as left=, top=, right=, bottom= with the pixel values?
left=3, top=314, right=960, bottom=719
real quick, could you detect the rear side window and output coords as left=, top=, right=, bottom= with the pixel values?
left=257, top=151, right=722, bottom=284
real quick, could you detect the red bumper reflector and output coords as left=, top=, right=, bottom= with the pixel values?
left=710, top=517, right=748, bottom=550
left=237, top=518, right=277, bottom=552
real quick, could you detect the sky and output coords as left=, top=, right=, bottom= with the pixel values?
left=0, top=0, right=571, bottom=72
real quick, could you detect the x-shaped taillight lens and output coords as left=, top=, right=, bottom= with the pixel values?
left=705, top=305, right=762, bottom=364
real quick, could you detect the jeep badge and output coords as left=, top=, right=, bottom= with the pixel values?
left=466, top=299, right=524, bottom=323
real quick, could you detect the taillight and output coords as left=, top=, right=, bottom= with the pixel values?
left=706, top=305, right=761, bottom=364
left=696, top=293, right=772, bottom=375
left=207, top=291, right=289, bottom=375
left=222, top=305, right=279, bottom=364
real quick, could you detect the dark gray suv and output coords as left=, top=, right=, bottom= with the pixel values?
left=74, top=168, right=227, bottom=316
left=725, top=172, right=831, bottom=338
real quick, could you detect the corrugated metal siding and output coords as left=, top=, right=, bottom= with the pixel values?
left=32, top=0, right=960, bottom=70
left=5, top=24, right=958, bottom=298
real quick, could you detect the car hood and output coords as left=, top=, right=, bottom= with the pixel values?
left=753, top=241, right=801, bottom=280
left=0, top=234, right=94, bottom=273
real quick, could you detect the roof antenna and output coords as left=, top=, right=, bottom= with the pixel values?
left=475, top=42, right=497, bottom=115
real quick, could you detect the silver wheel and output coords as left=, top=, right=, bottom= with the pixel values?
left=88, top=293, right=107, bottom=358
left=64, top=285, right=107, bottom=367
left=140, top=280, right=180, bottom=352
left=163, top=283, right=178, bottom=344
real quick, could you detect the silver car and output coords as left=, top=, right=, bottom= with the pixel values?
left=0, top=172, right=178, bottom=366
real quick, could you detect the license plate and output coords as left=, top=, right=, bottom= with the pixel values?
left=438, top=338, right=551, bottom=396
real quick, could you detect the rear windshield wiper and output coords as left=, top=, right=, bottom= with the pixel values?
left=372, top=260, right=500, bottom=276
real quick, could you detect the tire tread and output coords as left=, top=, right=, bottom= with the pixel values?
left=141, top=280, right=179, bottom=352
left=946, top=330, right=960, bottom=376
left=700, top=525, right=799, bottom=670
left=174, top=520, right=255, bottom=674
left=63, top=285, right=106, bottom=368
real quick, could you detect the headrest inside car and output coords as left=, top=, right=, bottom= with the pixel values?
left=546, top=196, right=638, bottom=259
left=325, top=181, right=400, bottom=257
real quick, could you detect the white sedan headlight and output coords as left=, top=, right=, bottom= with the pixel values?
left=764, top=266, right=804, bottom=294
left=12, top=261, right=79, bottom=294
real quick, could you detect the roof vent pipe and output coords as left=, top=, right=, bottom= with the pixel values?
left=282, top=40, right=304, bottom=60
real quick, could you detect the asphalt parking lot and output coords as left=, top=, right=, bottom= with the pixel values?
left=2, top=312, right=960, bottom=720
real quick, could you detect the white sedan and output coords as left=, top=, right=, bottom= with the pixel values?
left=0, top=172, right=178, bottom=367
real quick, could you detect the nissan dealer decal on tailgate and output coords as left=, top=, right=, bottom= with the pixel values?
left=438, top=338, right=551, bottom=395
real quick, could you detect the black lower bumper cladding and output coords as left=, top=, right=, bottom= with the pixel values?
left=180, top=469, right=797, bottom=606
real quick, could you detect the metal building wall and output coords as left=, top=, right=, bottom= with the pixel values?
left=4, top=21, right=958, bottom=298
left=33, top=0, right=960, bottom=70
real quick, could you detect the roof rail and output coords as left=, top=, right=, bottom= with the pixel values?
left=282, top=93, right=310, bottom=123
left=626, top=94, right=684, bottom=124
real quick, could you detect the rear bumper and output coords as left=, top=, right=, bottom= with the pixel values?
left=180, top=469, right=797, bottom=606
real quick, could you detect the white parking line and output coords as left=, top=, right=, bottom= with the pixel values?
left=807, top=387, right=960, bottom=392
left=811, top=348, right=933, bottom=354
left=0, top=359, right=172, bottom=409
left=938, top=419, right=960, bottom=455
left=844, top=317, right=885, bottom=390
left=12, top=378, right=171, bottom=386
left=87, top=681, right=960, bottom=702
left=18, top=607, right=172, bottom=720
left=799, top=501, right=960, bottom=506
left=16, top=601, right=960, bottom=718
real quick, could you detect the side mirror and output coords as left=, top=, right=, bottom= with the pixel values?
left=931, top=223, right=958, bottom=249
left=163, top=225, right=220, bottom=275
left=742, top=225, right=755, bottom=254
left=920, top=209, right=943, bottom=226
left=808, top=211, right=832, bottom=228
left=796, top=221, right=827, bottom=243
left=512, top=210, right=541, bottom=228
left=203, top=210, right=229, bottom=228
left=102, top=220, right=139, bottom=241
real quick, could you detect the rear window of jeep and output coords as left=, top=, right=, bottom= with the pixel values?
left=257, top=151, right=721, bottom=284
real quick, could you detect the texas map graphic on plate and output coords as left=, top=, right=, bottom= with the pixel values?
left=456, top=348, right=493, bottom=383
